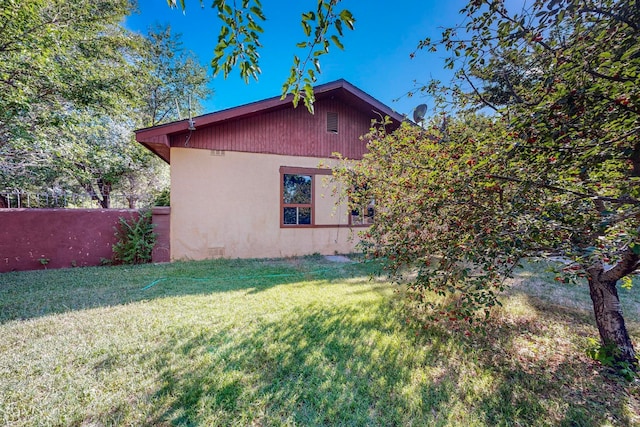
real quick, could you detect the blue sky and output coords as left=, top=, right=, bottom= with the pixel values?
left=125, top=1, right=467, bottom=118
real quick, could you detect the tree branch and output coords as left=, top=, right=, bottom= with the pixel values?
left=602, top=248, right=640, bottom=282
left=488, top=174, right=640, bottom=205
left=580, top=6, right=640, bottom=32
left=461, top=69, right=499, bottom=112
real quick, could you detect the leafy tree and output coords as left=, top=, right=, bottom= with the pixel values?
left=169, top=0, right=354, bottom=112
left=49, top=113, right=159, bottom=208
left=0, top=0, right=140, bottom=149
left=48, top=25, right=211, bottom=208
left=0, top=0, right=144, bottom=203
left=339, top=0, right=640, bottom=369
left=335, top=115, right=516, bottom=327
left=0, top=20, right=210, bottom=208
left=140, top=25, right=212, bottom=128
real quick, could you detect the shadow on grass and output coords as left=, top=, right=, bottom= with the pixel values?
left=476, top=290, right=638, bottom=426
left=0, top=255, right=378, bottom=324
left=2, top=256, right=637, bottom=425
left=140, top=294, right=636, bottom=426
left=145, top=301, right=453, bottom=426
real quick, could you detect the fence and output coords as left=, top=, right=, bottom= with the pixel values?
left=0, top=207, right=170, bottom=273
left=0, top=190, right=155, bottom=209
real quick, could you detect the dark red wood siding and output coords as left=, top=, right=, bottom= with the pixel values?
left=169, top=98, right=374, bottom=159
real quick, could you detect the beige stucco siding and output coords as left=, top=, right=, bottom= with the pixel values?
left=314, top=174, right=349, bottom=226
left=170, top=148, right=361, bottom=260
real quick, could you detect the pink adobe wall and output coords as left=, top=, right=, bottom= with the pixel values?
left=151, top=206, right=170, bottom=263
left=0, top=209, right=142, bottom=273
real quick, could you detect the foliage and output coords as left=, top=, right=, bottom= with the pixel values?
left=0, top=0, right=139, bottom=150
left=139, top=25, right=212, bottom=128
left=64, top=25, right=210, bottom=207
left=112, top=210, right=156, bottom=265
left=586, top=338, right=638, bottom=381
left=338, top=0, right=640, bottom=366
left=169, top=0, right=354, bottom=111
left=154, top=188, right=171, bottom=206
left=281, top=2, right=355, bottom=112
left=414, top=0, right=640, bottom=276
left=0, top=0, right=150, bottom=200
left=1, top=20, right=208, bottom=206
left=336, top=116, right=526, bottom=325
left=50, top=114, right=146, bottom=208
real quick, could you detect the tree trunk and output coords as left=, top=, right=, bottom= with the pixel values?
left=97, top=179, right=111, bottom=209
left=587, top=263, right=638, bottom=367
left=99, top=194, right=110, bottom=209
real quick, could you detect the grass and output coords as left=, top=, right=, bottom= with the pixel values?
left=0, top=255, right=639, bottom=426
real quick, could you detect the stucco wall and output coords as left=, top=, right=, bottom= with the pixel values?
left=151, top=207, right=171, bottom=263
left=314, top=174, right=348, bottom=226
left=170, top=148, right=362, bottom=260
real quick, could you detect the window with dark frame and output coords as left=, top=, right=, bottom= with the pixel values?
left=282, top=173, right=312, bottom=225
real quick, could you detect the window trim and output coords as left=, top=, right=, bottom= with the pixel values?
left=279, top=166, right=372, bottom=229
left=279, top=166, right=332, bottom=228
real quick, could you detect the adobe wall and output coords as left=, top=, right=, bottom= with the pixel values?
left=151, top=206, right=170, bottom=263
left=0, top=209, right=142, bottom=272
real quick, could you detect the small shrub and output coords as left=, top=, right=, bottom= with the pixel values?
left=585, top=338, right=638, bottom=381
left=112, top=210, right=156, bottom=265
left=154, top=188, right=170, bottom=206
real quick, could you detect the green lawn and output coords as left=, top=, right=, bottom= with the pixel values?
left=0, top=256, right=638, bottom=426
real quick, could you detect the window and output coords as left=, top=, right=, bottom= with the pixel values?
left=351, top=200, right=375, bottom=225
left=327, top=112, right=338, bottom=133
left=282, top=173, right=312, bottom=225
left=280, top=166, right=345, bottom=227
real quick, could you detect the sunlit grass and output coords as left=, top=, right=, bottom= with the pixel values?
left=0, top=256, right=638, bottom=426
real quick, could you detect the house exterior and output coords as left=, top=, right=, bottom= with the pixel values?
left=135, top=79, right=403, bottom=260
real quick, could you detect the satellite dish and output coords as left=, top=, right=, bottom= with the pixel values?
left=413, top=103, right=427, bottom=123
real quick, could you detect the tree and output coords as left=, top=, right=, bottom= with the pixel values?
left=335, top=115, right=517, bottom=327
left=0, top=20, right=211, bottom=208
left=0, top=0, right=140, bottom=149
left=169, top=0, right=354, bottom=112
left=49, top=113, right=158, bottom=208
left=48, top=26, right=211, bottom=208
left=0, top=0, right=144, bottom=204
left=338, top=0, right=640, bottom=370
left=140, top=25, right=212, bottom=128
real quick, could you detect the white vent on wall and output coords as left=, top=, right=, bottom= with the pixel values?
left=327, top=112, right=338, bottom=134
left=208, top=247, right=225, bottom=257
left=210, top=150, right=225, bottom=156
